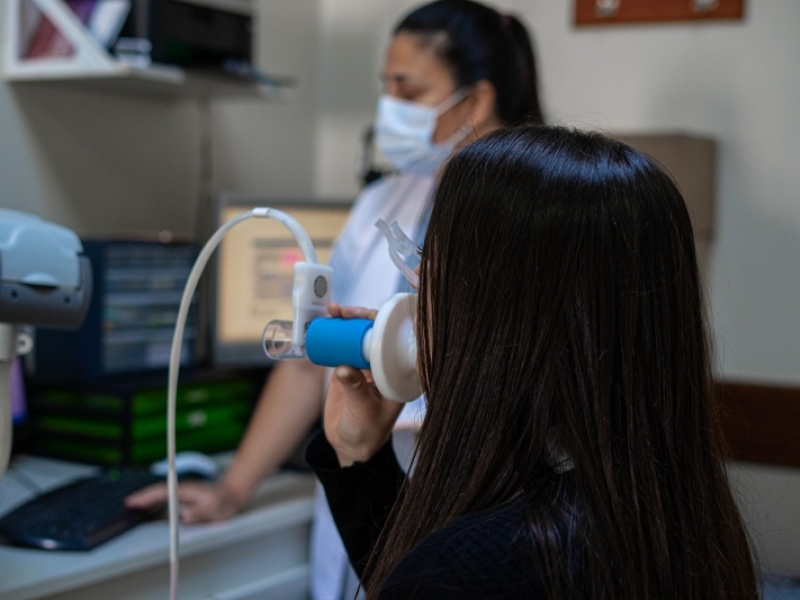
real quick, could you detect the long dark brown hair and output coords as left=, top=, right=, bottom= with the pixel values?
left=366, top=126, right=757, bottom=598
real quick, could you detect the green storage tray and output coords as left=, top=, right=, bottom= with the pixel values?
left=34, top=379, right=255, bottom=416
left=29, top=370, right=264, bottom=466
left=36, top=401, right=251, bottom=441
left=37, top=422, right=246, bottom=466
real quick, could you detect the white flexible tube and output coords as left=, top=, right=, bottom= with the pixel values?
left=167, top=208, right=317, bottom=600
left=255, top=207, right=318, bottom=264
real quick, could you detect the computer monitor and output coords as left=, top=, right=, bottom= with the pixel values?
left=212, top=194, right=354, bottom=367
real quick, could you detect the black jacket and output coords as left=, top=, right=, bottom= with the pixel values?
left=307, top=432, right=546, bottom=599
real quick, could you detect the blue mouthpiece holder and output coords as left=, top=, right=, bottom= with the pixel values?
left=306, top=318, right=373, bottom=370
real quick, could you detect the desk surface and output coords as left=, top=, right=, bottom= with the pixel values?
left=0, top=455, right=316, bottom=600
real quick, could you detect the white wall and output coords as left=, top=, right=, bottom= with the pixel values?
left=0, top=42, right=200, bottom=235
left=0, top=0, right=320, bottom=237
left=313, top=0, right=420, bottom=197
left=313, top=0, right=800, bottom=575
left=213, top=0, right=320, bottom=199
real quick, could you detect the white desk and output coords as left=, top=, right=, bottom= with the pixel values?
left=0, top=455, right=316, bottom=600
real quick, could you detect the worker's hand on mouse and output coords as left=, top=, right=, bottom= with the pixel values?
left=125, top=479, right=246, bottom=523
left=324, top=302, right=404, bottom=467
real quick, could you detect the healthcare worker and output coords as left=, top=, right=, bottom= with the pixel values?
left=127, top=2, right=543, bottom=598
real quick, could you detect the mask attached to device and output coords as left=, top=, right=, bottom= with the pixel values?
left=374, top=88, right=469, bottom=176
left=374, top=219, right=419, bottom=288
left=264, top=220, right=422, bottom=403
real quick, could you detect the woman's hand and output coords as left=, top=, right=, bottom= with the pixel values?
left=125, top=477, right=247, bottom=523
left=324, top=303, right=404, bottom=467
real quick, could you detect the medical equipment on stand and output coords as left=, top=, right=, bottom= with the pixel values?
left=0, top=209, right=92, bottom=481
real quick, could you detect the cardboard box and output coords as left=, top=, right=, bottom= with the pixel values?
left=616, top=133, right=716, bottom=238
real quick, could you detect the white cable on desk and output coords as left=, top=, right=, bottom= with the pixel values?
left=167, top=208, right=317, bottom=600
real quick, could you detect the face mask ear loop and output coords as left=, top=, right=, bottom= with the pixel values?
left=376, top=219, right=420, bottom=288
left=434, top=87, right=469, bottom=117
left=446, top=122, right=475, bottom=148
left=435, top=88, right=474, bottom=149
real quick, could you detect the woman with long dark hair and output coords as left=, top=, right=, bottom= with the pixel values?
left=310, top=126, right=758, bottom=599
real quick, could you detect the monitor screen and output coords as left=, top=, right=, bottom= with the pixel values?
left=212, top=195, right=353, bottom=367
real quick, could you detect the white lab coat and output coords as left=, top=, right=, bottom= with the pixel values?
left=309, top=172, right=433, bottom=600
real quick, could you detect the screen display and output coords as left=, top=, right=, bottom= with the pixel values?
left=214, top=199, right=352, bottom=365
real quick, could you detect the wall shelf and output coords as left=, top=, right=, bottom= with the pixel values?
left=3, top=0, right=290, bottom=101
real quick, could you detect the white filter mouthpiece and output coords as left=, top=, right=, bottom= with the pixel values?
left=368, top=293, right=421, bottom=403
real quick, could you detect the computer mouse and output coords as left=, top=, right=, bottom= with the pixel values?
left=150, top=452, right=219, bottom=481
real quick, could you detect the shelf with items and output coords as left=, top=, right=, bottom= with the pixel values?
left=2, top=0, right=291, bottom=100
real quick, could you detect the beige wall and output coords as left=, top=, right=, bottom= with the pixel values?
left=0, top=0, right=320, bottom=238
left=312, top=0, right=800, bottom=575
left=213, top=0, right=320, bottom=199
left=0, top=48, right=199, bottom=235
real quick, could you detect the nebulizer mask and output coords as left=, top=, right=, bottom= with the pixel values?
left=374, top=88, right=470, bottom=176
left=264, top=218, right=422, bottom=403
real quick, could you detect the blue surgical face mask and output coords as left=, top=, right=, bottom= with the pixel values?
left=374, top=89, right=469, bottom=176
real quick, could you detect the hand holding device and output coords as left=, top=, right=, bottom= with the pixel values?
left=264, top=219, right=423, bottom=404
left=300, top=293, right=421, bottom=403
left=322, top=304, right=404, bottom=467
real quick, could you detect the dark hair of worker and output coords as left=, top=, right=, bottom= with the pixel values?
left=364, top=126, right=758, bottom=598
left=395, top=0, right=543, bottom=126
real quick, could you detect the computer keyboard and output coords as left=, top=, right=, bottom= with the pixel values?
left=0, top=468, right=165, bottom=550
